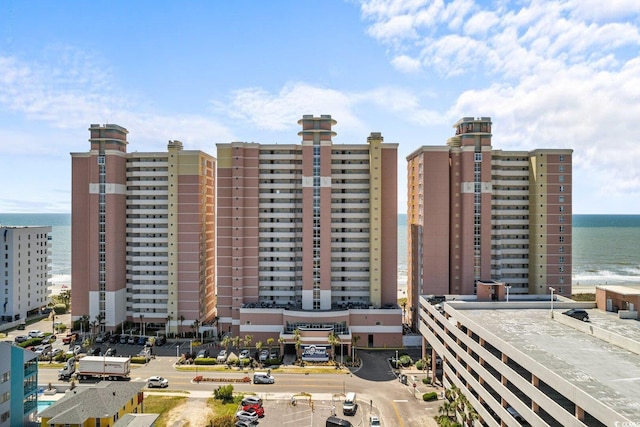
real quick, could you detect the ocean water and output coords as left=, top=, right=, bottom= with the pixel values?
left=1, top=213, right=639, bottom=289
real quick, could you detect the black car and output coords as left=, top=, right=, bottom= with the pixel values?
left=88, top=347, right=102, bottom=356
left=109, top=334, right=120, bottom=344
left=563, top=309, right=589, bottom=321
left=155, top=335, right=167, bottom=346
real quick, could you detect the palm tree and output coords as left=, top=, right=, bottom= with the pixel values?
left=266, top=337, right=274, bottom=354
left=179, top=315, right=185, bottom=337
left=256, top=341, right=263, bottom=364
left=293, top=329, right=301, bottom=360
left=278, top=336, right=284, bottom=358
left=243, top=335, right=253, bottom=353
left=192, top=319, right=200, bottom=341
left=351, top=335, right=361, bottom=362
left=232, top=336, right=241, bottom=355
left=166, top=315, right=172, bottom=337
left=221, top=336, right=231, bottom=355
left=328, top=331, right=339, bottom=362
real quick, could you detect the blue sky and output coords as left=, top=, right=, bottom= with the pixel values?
left=1, top=0, right=639, bottom=214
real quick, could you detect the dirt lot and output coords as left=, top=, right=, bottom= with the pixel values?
left=162, top=397, right=213, bottom=427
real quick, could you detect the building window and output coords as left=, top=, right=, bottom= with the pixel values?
left=559, top=175, right=565, bottom=182
left=559, top=165, right=565, bottom=172
left=559, top=196, right=564, bottom=203
left=559, top=226, right=564, bottom=233
left=559, top=216, right=565, bottom=223
left=474, top=153, right=482, bottom=162
left=559, top=236, right=565, bottom=243
left=559, top=206, right=564, bottom=212
left=559, top=256, right=565, bottom=264
left=559, top=185, right=565, bottom=192
left=559, top=155, right=565, bottom=162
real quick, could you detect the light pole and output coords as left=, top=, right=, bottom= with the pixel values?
left=395, top=350, right=399, bottom=369
left=549, top=287, right=555, bottom=317
left=505, top=285, right=511, bottom=302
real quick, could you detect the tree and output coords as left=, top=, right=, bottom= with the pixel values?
left=221, top=336, right=232, bottom=355
left=193, top=319, right=200, bottom=341
left=232, top=336, right=241, bottom=354
left=266, top=337, right=274, bottom=354
left=243, top=335, right=253, bottom=353
left=278, top=336, right=284, bottom=357
left=293, top=329, right=301, bottom=360
left=328, top=331, right=339, bottom=362
left=179, top=315, right=185, bottom=337
left=351, top=335, right=361, bottom=361
left=256, top=341, right=263, bottom=363
left=166, top=315, right=172, bottom=337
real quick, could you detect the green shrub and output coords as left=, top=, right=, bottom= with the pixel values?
left=53, top=304, right=67, bottom=314
left=422, top=377, right=432, bottom=384
left=214, top=384, right=234, bottom=403
left=130, top=356, right=148, bottom=364
left=423, top=392, right=438, bottom=401
left=399, top=355, right=413, bottom=367
left=193, top=357, right=217, bottom=365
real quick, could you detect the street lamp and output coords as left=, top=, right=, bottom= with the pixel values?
left=505, top=285, right=511, bottom=302
left=549, top=287, right=555, bottom=317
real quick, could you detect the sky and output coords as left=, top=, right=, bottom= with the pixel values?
left=0, top=0, right=639, bottom=214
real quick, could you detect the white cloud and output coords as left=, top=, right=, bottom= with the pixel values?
left=391, top=54, right=423, bottom=72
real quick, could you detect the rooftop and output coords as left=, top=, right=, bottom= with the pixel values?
left=452, top=305, right=640, bottom=419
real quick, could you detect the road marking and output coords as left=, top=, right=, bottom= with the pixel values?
left=393, top=400, right=408, bottom=402
left=391, top=400, right=406, bottom=427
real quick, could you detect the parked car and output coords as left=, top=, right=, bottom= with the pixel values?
left=259, top=349, right=269, bottom=361
left=104, top=348, right=117, bottom=357
left=155, top=335, right=167, bottom=346
left=28, top=330, right=44, bottom=338
left=137, top=336, right=147, bottom=346
left=235, top=421, right=253, bottom=427
left=109, top=334, right=120, bottom=344
left=270, top=350, right=279, bottom=360
left=62, top=333, right=77, bottom=344
left=217, top=350, right=228, bottom=362
left=120, top=335, right=129, bottom=344
left=196, top=349, right=210, bottom=359
left=563, top=309, right=589, bottom=321
left=241, top=396, right=262, bottom=407
left=147, top=376, right=169, bottom=388
left=506, top=406, right=524, bottom=422
left=239, top=349, right=250, bottom=359
left=17, top=323, right=26, bottom=330
left=34, top=344, right=52, bottom=355
left=15, top=335, right=28, bottom=343
left=369, top=415, right=381, bottom=426
left=88, top=347, right=102, bottom=356
left=235, top=410, right=259, bottom=424
left=242, top=404, right=264, bottom=417
left=41, top=335, right=56, bottom=344
left=127, top=336, right=137, bottom=344
left=95, top=334, right=106, bottom=343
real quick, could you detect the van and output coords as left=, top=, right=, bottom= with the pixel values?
left=342, top=392, right=357, bottom=415
left=326, top=416, right=353, bottom=427
left=253, top=372, right=275, bottom=384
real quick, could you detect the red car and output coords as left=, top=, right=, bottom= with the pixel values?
left=242, top=404, right=264, bottom=418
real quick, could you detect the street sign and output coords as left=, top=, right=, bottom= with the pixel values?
left=413, top=383, right=416, bottom=388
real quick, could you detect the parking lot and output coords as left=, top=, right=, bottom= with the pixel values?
left=241, top=393, right=371, bottom=427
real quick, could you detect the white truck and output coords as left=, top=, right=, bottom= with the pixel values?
left=73, top=356, right=131, bottom=381
left=58, top=357, right=76, bottom=380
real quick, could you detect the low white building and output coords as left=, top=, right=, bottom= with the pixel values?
left=0, top=225, right=52, bottom=326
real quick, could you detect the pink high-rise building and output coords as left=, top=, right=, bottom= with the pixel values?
left=71, top=124, right=216, bottom=335
left=217, top=115, right=401, bottom=355
left=407, top=117, right=572, bottom=328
